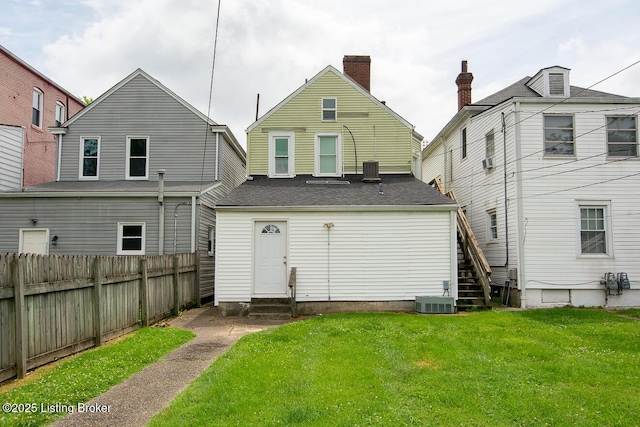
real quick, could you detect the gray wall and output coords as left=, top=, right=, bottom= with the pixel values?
left=0, top=125, right=23, bottom=191
left=59, top=74, right=219, bottom=182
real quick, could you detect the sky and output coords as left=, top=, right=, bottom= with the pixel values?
left=2, top=0, right=640, bottom=148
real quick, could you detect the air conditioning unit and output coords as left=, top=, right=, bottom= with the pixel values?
left=482, top=157, right=494, bottom=170
left=362, top=160, right=381, bottom=182
left=415, top=296, right=456, bottom=314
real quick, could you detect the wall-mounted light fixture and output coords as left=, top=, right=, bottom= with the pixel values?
left=30, top=218, right=38, bottom=225
left=51, top=235, right=58, bottom=246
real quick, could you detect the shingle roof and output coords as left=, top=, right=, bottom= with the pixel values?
left=217, top=175, right=455, bottom=207
left=474, top=77, right=627, bottom=107
left=0, top=180, right=215, bottom=194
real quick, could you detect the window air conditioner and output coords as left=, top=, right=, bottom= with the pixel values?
left=482, top=157, right=494, bottom=170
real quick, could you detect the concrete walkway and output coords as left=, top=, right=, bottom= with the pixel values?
left=50, top=306, right=291, bottom=427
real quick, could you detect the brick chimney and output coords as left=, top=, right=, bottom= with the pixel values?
left=455, top=60, right=473, bottom=111
left=343, top=55, right=371, bottom=92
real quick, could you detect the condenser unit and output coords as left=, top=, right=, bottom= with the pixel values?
left=415, top=296, right=456, bottom=314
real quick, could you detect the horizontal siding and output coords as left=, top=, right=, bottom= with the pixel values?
left=0, top=196, right=193, bottom=255
left=215, top=210, right=454, bottom=303
left=518, top=103, right=640, bottom=290
left=59, top=74, right=219, bottom=182
left=0, top=125, right=23, bottom=191
left=248, top=71, right=413, bottom=175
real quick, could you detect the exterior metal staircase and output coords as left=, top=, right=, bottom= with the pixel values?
left=431, top=178, right=492, bottom=310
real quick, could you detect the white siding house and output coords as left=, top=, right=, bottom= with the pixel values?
left=423, top=62, right=640, bottom=308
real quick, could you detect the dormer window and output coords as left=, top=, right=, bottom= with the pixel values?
left=526, top=67, right=570, bottom=98
left=322, top=98, right=337, bottom=121
left=548, top=73, right=565, bottom=96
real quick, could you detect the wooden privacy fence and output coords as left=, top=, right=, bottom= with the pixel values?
left=0, top=252, right=198, bottom=382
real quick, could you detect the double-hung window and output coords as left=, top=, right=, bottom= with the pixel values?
left=544, top=115, right=574, bottom=156
left=117, top=222, right=145, bottom=255
left=322, top=98, right=337, bottom=121
left=126, top=136, right=149, bottom=179
left=606, top=116, right=637, bottom=157
left=79, top=136, right=100, bottom=179
left=32, top=88, right=43, bottom=127
left=487, top=209, right=498, bottom=242
left=485, top=130, right=495, bottom=159
left=578, top=203, right=611, bottom=256
left=55, top=101, right=65, bottom=126
left=315, top=133, right=341, bottom=176
left=268, top=131, right=295, bottom=177
left=461, top=128, right=467, bottom=160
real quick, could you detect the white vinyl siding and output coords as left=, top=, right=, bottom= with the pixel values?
left=0, top=125, right=23, bottom=191
left=314, top=133, right=342, bottom=177
left=79, top=136, right=100, bottom=180
left=268, top=131, right=295, bottom=177
left=215, top=209, right=455, bottom=304
left=126, top=136, right=149, bottom=180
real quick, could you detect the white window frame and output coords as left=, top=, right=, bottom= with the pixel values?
left=78, top=136, right=100, bottom=180
left=576, top=201, right=612, bottom=258
left=126, top=136, right=149, bottom=180
left=461, top=127, right=467, bottom=160
left=32, top=88, right=43, bottom=128
left=268, top=131, right=295, bottom=178
left=606, top=116, right=637, bottom=157
left=485, top=130, right=495, bottom=159
left=314, top=133, right=342, bottom=177
left=321, top=98, right=337, bottom=122
left=117, top=222, right=146, bottom=255
left=207, top=227, right=215, bottom=256
left=487, top=209, right=498, bottom=243
left=55, top=101, right=65, bottom=126
left=543, top=114, right=575, bottom=157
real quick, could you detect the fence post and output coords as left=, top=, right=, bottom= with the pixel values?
left=11, top=258, right=27, bottom=379
left=93, top=258, right=103, bottom=347
left=139, top=258, right=149, bottom=327
left=173, top=255, right=180, bottom=315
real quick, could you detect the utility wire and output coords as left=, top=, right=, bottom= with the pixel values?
left=199, top=0, right=222, bottom=192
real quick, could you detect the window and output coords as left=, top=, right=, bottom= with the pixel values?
left=548, top=73, right=565, bottom=96
left=606, top=116, right=637, bottom=157
left=487, top=210, right=498, bottom=242
left=207, top=227, right=215, bottom=256
left=32, top=88, right=43, bottom=127
left=461, top=128, right=467, bottom=159
left=322, top=98, right=337, bottom=121
left=79, top=136, right=100, bottom=179
left=579, top=206, right=608, bottom=255
left=55, top=101, right=65, bottom=126
left=485, top=130, right=495, bottom=158
left=117, top=222, right=145, bottom=255
left=268, top=131, right=295, bottom=177
left=126, top=136, right=149, bottom=179
left=314, top=133, right=341, bottom=176
left=544, top=115, right=574, bottom=156
left=261, top=224, right=281, bottom=234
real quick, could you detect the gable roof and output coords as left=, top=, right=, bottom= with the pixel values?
left=246, top=65, right=416, bottom=132
left=217, top=174, right=455, bottom=208
left=62, top=68, right=218, bottom=128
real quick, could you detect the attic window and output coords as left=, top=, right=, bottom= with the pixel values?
left=548, top=73, right=565, bottom=96
left=322, top=98, right=337, bottom=121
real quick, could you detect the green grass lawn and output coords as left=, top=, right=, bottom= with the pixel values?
left=0, top=326, right=194, bottom=427
left=150, top=309, right=639, bottom=427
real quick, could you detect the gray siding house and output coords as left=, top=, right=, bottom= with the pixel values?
left=0, top=125, right=23, bottom=191
left=0, top=69, right=246, bottom=300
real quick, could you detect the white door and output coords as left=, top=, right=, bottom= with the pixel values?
left=254, top=221, right=287, bottom=296
left=19, top=229, right=49, bottom=255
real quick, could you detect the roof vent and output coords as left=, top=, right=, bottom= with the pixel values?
left=362, top=160, right=381, bottom=182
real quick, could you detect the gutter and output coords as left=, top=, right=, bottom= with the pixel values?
left=214, top=204, right=458, bottom=213
left=0, top=191, right=202, bottom=198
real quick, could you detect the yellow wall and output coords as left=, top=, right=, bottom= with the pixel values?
left=248, top=70, right=414, bottom=175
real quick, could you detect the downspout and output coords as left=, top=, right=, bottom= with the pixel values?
left=514, top=102, right=527, bottom=308
left=501, top=112, right=509, bottom=268
left=56, top=133, right=62, bottom=182
left=215, top=131, right=220, bottom=181
left=158, top=169, right=165, bottom=255
left=324, top=223, right=334, bottom=301
left=191, top=195, right=197, bottom=252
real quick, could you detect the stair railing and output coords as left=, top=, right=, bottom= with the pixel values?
left=431, top=178, right=492, bottom=305
left=288, top=267, right=298, bottom=318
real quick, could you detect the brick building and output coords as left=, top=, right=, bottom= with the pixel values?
left=1, top=44, right=85, bottom=187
